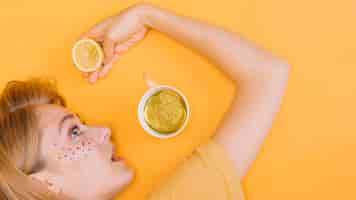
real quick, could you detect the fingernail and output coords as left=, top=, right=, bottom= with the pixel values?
left=89, top=78, right=96, bottom=84
left=103, top=58, right=111, bottom=65
left=100, top=65, right=111, bottom=78
left=99, top=70, right=106, bottom=78
left=89, top=74, right=98, bottom=84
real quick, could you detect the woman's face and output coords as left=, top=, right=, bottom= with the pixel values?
left=34, top=104, right=134, bottom=199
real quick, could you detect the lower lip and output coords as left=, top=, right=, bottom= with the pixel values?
left=111, top=155, right=124, bottom=162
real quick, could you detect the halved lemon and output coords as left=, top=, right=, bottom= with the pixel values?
left=72, top=39, right=103, bottom=72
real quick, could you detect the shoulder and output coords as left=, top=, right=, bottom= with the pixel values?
left=147, top=140, right=245, bottom=200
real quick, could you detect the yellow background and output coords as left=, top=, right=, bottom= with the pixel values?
left=0, top=0, right=355, bottom=199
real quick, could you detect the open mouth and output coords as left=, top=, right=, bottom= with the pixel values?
left=111, top=144, right=123, bottom=162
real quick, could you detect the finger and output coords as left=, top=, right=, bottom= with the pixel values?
left=131, top=28, right=148, bottom=42
left=88, top=71, right=99, bottom=84
left=99, top=54, right=120, bottom=78
left=98, top=63, right=113, bottom=79
left=95, top=36, right=105, bottom=42
left=124, top=37, right=138, bottom=47
left=115, top=43, right=130, bottom=54
left=104, top=22, right=145, bottom=47
left=114, top=28, right=147, bottom=53
left=103, top=37, right=115, bottom=65
left=80, top=32, right=100, bottom=40
left=80, top=18, right=114, bottom=40
left=80, top=34, right=105, bottom=45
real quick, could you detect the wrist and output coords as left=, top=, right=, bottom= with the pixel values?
left=135, top=3, right=159, bottom=29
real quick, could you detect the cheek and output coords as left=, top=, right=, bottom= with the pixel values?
left=54, top=139, right=96, bottom=162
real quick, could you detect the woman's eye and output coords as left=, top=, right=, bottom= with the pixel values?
left=70, top=126, right=82, bottom=138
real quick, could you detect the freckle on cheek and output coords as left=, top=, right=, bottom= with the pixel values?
left=55, top=139, right=96, bottom=161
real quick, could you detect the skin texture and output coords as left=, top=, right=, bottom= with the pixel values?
left=82, top=3, right=289, bottom=179
left=31, top=104, right=133, bottom=200
left=54, top=138, right=96, bottom=161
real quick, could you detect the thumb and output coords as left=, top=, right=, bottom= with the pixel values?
left=103, top=37, right=115, bottom=65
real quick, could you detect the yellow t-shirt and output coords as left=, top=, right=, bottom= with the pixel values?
left=147, top=140, right=245, bottom=200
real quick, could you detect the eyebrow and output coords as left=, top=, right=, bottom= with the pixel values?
left=75, top=113, right=84, bottom=122
left=58, top=113, right=76, bottom=134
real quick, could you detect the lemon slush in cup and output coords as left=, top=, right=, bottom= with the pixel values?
left=138, top=76, right=190, bottom=139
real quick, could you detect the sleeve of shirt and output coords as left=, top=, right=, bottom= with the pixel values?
left=147, top=140, right=245, bottom=200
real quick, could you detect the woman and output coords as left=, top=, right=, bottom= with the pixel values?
left=0, top=3, right=289, bottom=200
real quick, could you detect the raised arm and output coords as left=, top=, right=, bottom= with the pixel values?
left=82, top=3, right=290, bottom=178
left=144, top=5, right=289, bottom=178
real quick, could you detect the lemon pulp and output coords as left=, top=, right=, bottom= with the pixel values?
left=72, top=39, right=103, bottom=72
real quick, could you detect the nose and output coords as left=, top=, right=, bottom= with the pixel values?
left=88, top=126, right=111, bottom=144
left=100, top=127, right=111, bottom=144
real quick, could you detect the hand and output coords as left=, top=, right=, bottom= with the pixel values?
left=81, top=4, right=150, bottom=84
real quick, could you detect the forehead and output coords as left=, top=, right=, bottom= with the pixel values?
left=35, top=104, right=71, bottom=128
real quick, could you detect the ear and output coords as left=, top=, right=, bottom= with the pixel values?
left=30, top=171, right=62, bottom=194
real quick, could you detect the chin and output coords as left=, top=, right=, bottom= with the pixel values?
left=110, top=160, right=135, bottom=191
left=104, top=144, right=135, bottom=195
left=98, top=166, right=134, bottom=199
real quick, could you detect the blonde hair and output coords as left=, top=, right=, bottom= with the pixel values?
left=0, top=78, right=66, bottom=199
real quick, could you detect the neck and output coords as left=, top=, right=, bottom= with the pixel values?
left=86, top=193, right=112, bottom=200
